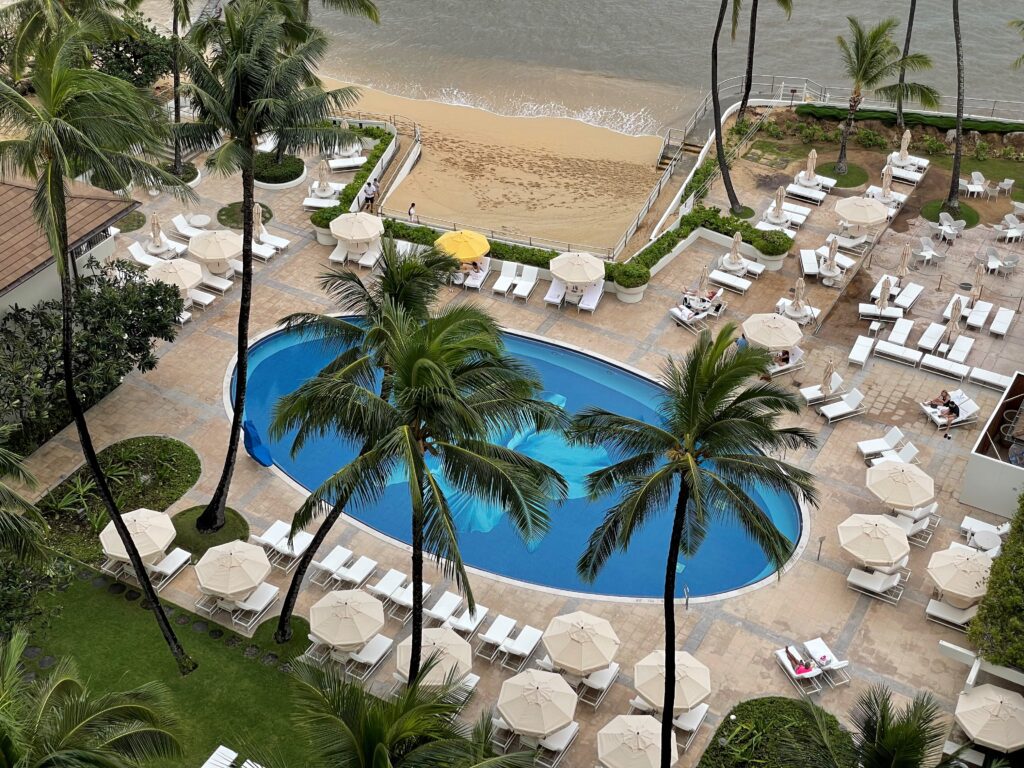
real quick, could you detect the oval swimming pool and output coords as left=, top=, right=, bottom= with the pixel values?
left=237, top=329, right=802, bottom=599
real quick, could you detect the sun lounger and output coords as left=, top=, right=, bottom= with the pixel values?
left=802, top=637, right=851, bottom=688
left=946, top=335, right=974, bottom=364
left=709, top=269, right=751, bottom=294
left=389, top=580, right=432, bottom=622
left=247, top=240, right=276, bottom=263
left=357, top=245, right=382, bottom=271
left=893, top=513, right=933, bottom=547
left=188, top=288, right=216, bottom=310
left=887, top=319, right=914, bottom=346
left=768, top=346, right=806, bottom=376
left=754, top=220, right=796, bottom=239
left=764, top=202, right=808, bottom=228
left=960, top=516, right=1010, bottom=539
left=578, top=662, right=619, bottom=709
left=799, top=249, right=820, bottom=278
left=858, top=426, right=904, bottom=458
left=848, top=335, right=874, bottom=366
left=177, top=309, right=192, bottom=325
left=197, top=266, right=233, bottom=295
left=921, top=392, right=979, bottom=429
left=669, top=305, right=708, bottom=334
left=943, top=741, right=986, bottom=768
left=490, top=261, right=518, bottom=296
left=231, top=582, right=280, bottom=630
left=309, top=545, right=353, bottom=588
left=544, top=277, right=566, bottom=307
left=899, top=501, right=939, bottom=523
left=303, top=197, right=340, bottom=211
left=476, top=614, right=516, bottom=661
left=537, top=721, right=579, bottom=767
left=170, top=214, right=205, bottom=240
left=499, top=625, right=543, bottom=671
left=869, top=442, right=918, bottom=466
left=202, top=745, right=239, bottom=768
left=873, top=340, right=921, bottom=366
left=989, top=307, right=1015, bottom=337
left=148, top=547, right=191, bottom=592
left=510, top=266, right=539, bottom=301
left=445, top=604, right=489, bottom=638
left=464, top=258, right=491, bottom=290
left=795, top=172, right=836, bottom=191
left=859, top=303, right=903, bottom=322
left=888, top=152, right=930, bottom=171
left=257, top=228, right=290, bottom=252
left=335, top=555, right=377, bottom=587
left=367, top=569, right=407, bottom=602
left=870, top=275, right=900, bottom=301
left=252, top=520, right=289, bottom=556
left=774, top=646, right=823, bottom=695
left=328, top=242, right=348, bottom=265
left=799, top=373, right=845, bottom=407
left=968, top=368, right=1012, bottom=390
left=270, top=530, right=314, bottom=572
left=891, top=166, right=923, bottom=185
left=347, top=633, right=393, bottom=681
left=328, top=156, right=368, bottom=172
left=942, top=294, right=971, bottom=321
left=921, top=354, right=969, bottom=381
left=917, top=322, right=945, bottom=352
left=819, top=389, right=864, bottom=423
left=424, top=590, right=463, bottom=625
left=894, top=283, right=923, bottom=312
left=578, top=280, right=604, bottom=313
left=786, top=183, right=827, bottom=206
left=129, top=242, right=162, bottom=268
left=674, top=703, right=711, bottom=752
left=965, top=301, right=993, bottom=330
left=866, top=184, right=909, bottom=205
left=847, top=567, right=903, bottom=603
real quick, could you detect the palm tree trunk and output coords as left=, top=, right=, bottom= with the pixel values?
left=711, top=0, right=743, bottom=214
left=738, top=0, right=759, bottom=120
left=171, top=12, right=182, bottom=177
left=198, top=165, right=255, bottom=532
left=660, top=485, right=689, bottom=768
left=408, top=505, right=425, bottom=685
left=895, top=0, right=917, bottom=130
left=946, top=0, right=963, bottom=214
left=56, top=224, right=195, bottom=676
left=835, top=92, right=861, bottom=175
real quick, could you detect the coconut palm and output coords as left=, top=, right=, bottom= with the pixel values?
left=0, top=26, right=196, bottom=674
left=945, top=0, right=965, bottom=215
left=571, top=324, right=817, bottom=768
left=269, top=239, right=457, bottom=643
left=0, top=426, right=46, bottom=562
left=736, top=0, right=794, bottom=120
left=1013, top=20, right=1024, bottom=69
left=894, top=0, right=918, bottom=130
left=180, top=0, right=360, bottom=533
left=834, top=16, right=939, bottom=174
left=271, top=302, right=567, bottom=681
left=169, top=0, right=191, bottom=178
left=710, top=0, right=744, bottom=214
left=271, top=0, right=379, bottom=47
left=0, top=629, right=180, bottom=766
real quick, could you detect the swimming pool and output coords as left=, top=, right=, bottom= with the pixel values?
left=236, top=328, right=803, bottom=599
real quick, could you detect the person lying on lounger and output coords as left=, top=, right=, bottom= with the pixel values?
left=937, top=399, right=960, bottom=429
left=925, top=390, right=951, bottom=407
left=773, top=350, right=791, bottom=366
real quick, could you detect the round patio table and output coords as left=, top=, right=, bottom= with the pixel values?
left=972, top=530, right=1001, bottom=552
left=145, top=239, right=170, bottom=255
left=189, top=214, right=211, bottom=228
left=820, top=264, right=842, bottom=287
left=720, top=258, right=746, bottom=274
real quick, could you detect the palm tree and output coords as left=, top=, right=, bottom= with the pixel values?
left=180, top=0, right=361, bottom=533
left=0, top=426, right=46, bottom=561
left=0, top=26, right=197, bottom=674
left=945, top=0, right=964, bottom=216
left=784, top=684, right=982, bottom=768
left=570, top=324, right=818, bottom=768
left=710, top=0, right=744, bottom=214
left=736, top=0, right=794, bottom=121
left=1013, top=20, right=1024, bottom=69
left=834, top=16, right=939, bottom=174
left=169, top=0, right=191, bottom=178
left=272, top=303, right=567, bottom=681
left=894, top=0, right=918, bottom=130
left=271, top=0, right=379, bottom=47
left=0, top=629, right=180, bottom=765
left=269, top=239, right=457, bottom=643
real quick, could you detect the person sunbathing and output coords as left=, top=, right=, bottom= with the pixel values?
left=773, top=350, right=791, bottom=366
left=938, top=399, right=960, bottom=430
left=925, top=390, right=951, bottom=408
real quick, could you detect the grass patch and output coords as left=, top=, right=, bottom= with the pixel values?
left=37, top=437, right=201, bottom=565
left=817, top=161, right=868, bottom=188
left=31, top=575, right=309, bottom=766
left=732, top=205, right=755, bottom=219
left=251, top=615, right=312, bottom=661
left=161, top=160, right=199, bottom=184
left=171, top=505, right=249, bottom=560
left=118, top=210, right=146, bottom=233
left=217, top=201, right=274, bottom=230
left=921, top=199, right=981, bottom=229
left=927, top=154, right=1024, bottom=195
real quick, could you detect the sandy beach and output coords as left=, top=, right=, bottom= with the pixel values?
left=323, top=80, right=665, bottom=250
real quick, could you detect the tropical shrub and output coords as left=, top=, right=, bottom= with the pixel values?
left=798, top=122, right=827, bottom=144
left=308, top=126, right=394, bottom=227
left=254, top=151, right=305, bottom=183
left=762, top=120, right=785, bottom=139
left=796, top=104, right=1024, bottom=135
left=968, top=494, right=1023, bottom=668
left=682, top=156, right=719, bottom=202
left=855, top=128, right=889, bottom=149
left=0, top=557, right=73, bottom=634
left=920, top=135, right=948, bottom=156
left=610, top=262, right=649, bottom=288
left=973, top=139, right=991, bottom=161
left=91, top=12, right=173, bottom=88
left=382, top=220, right=558, bottom=267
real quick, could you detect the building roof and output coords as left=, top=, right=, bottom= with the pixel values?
left=0, top=179, right=138, bottom=295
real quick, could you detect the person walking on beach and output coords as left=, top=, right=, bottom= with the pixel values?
left=408, top=202, right=417, bottom=223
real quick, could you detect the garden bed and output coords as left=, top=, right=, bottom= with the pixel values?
left=171, top=505, right=250, bottom=559
left=217, top=201, right=274, bottom=230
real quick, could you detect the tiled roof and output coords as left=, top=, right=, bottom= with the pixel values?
left=0, top=179, right=138, bottom=294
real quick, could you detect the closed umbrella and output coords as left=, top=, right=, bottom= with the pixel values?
left=741, top=313, right=802, bottom=351
left=633, top=650, right=710, bottom=713
left=899, top=129, right=912, bottom=161
left=806, top=148, right=817, bottom=180
left=99, top=508, right=175, bottom=565
left=927, top=547, right=992, bottom=609
left=397, top=627, right=472, bottom=685
left=824, top=238, right=839, bottom=271
left=194, top=541, right=271, bottom=601
left=189, top=229, right=242, bottom=274
left=821, top=359, right=837, bottom=397
left=549, top=251, right=605, bottom=286
left=598, top=715, right=678, bottom=768
left=877, top=278, right=892, bottom=312
left=696, top=265, right=709, bottom=295
left=896, top=244, right=912, bottom=279
left=309, top=590, right=385, bottom=650
left=498, top=669, right=578, bottom=739
left=835, top=197, right=888, bottom=228
left=866, top=461, right=934, bottom=510
left=945, top=297, right=963, bottom=344
left=725, top=231, right=743, bottom=266
left=773, top=185, right=786, bottom=221
left=955, top=685, right=1024, bottom=752
left=970, top=263, right=984, bottom=304
left=543, top=611, right=620, bottom=676
left=881, top=165, right=894, bottom=200
left=435, top=229, right=490, bottom=262
left=147, top=258, right=201, bottom=297
left=253, top=202, right=271, bottom=242
left=316, top=159, right=331, bottom=195
left=149, top=213, right=163, bottom=248
left=791, top=277, right=807, bottom=314
left=838, top=513, right=909, bottom=568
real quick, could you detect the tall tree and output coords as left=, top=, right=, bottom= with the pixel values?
left=169, top=0, right=190, bottom=177
left=272, top=0, right=379, bottom=46
left=570, top=324, right=817, bottom=768
left=894, top=0, right=918, bottom=129
left=272, top=303, right=567, bottom=681
left=270, top=240, right=457, bottom=643
left=834, top=16, right=939, bottom=174
left=710, top=0, right=744, bottom=214
left=0, top=426, right=46, bottom=561
left=736, top=0, right=794, bottom=121
left=181, top=0, right=360, bottom=533
left=945, top=0, right=964, bottom=215
left=0, top=26, right=197, bottom=674
left=0, top=629, right=180, bottom=765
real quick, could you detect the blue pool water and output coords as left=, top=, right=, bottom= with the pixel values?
left=239, top=330, right=802, bottom=598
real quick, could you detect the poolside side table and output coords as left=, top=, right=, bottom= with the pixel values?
left=971, top=530, right=1001, bottom=552
left=189, top=214, right=211, bottom=228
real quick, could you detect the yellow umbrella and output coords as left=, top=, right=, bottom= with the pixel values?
left=543, top=611, right=620, bottom=676
left=147, top=258, right=202, bottom=297
left=633, top=650, right=710, bottom=713
left=866, top=461, right=934, bottom=510
left=435, top=229, right=490, bottom=262
left=189, top=229, right=242, bottom=273
left=99, top=508, right=175, bottom=565
left=497, top=670, right=578, bottom=738
left=397, top=627, right=472, bottom=685
left=837, top=513, right=909, bottom=568
left=309, top=590, right=385, bottom=650
left=926, top=547, right=992, bottom=609
left=598, top=715, right=679, bottom=768
left=549, top=251, right=605, bottom=285
left=955, top=685, right=1024, bottom=752
left=835, top=197, right=888, bottom=228
left=194, top=541, right=271, bottom=601
left=741, top=313, right=802, bottom=351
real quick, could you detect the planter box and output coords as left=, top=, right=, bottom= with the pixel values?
left=314, top=226, right=336, bottom=245
left=254, top=165, right=307, bottom=191
left=757, top=252, right=787, bottom=272
left=615, top=284, right=647, bottom=303
left=186, top=170, right=203, bottom=189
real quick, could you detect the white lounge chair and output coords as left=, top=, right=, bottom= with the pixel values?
left=248, top=240, right=276, bottom=263
left=476, top=615, right=516, bottom=661
left=309, top=545, right=353, bottom=588
left=188, top=288, right=216, bottom=311
left=445, top=604, right=489, bottom=638
left=774, top=646, right=823, bottom=695
left=913, top=237, right=940, bottom=266
left=490, top=261, right=518, bottom=296
left=767, top=346, right=806, bottom=376
left=252, top=520, right=289, bottom=557
left=198, top=266, right=233, bottom=295
left=463, top=257, right=491, bottom=290
left=627, top=695, right=656, bottom=715
left=499, top=625, right=543, bottom=671
left=869, top=442, right=918, bottom=466
left=859, top=303, right=904, bottom=322
left=965, top=301, right=993, bottom=330
left=968, top=368, right=1011, bottom=391
left=271, top=530, right=314, bottom=572
left=357, top=244, right=382, bottom=271
left=543, top=278, right=567, bottom=307
left=512, top=266, right=539, bottom=301
left=921, top=392, right=979, bottom=429
left=847, top=567, right=903, bottom=603
left=819, top=390, right=865, bottom=423
left=891, top=166, right=923, bottom=185
left=926, top=600, right=978, bottom=632
left=887, top=318, right=914, bottom=346
left=888, top=152, right=930, bottom=171
left=799, top=249, right=820, bottom=278
left=754, top=220, right=797, bottom=239
left=873, top=340, right=921, bottom=366
left=960, top=516, right=1010, bottom=539
left=802, top=637, right=851, bottom=688
left=367, top=569, right=407, bottom=602
left=709, top=269, right=751, bottom=294
left=989, top=307, right=1015, bottom=337
left=894, top=513, right=933, bottom=547
left=335, top=555, right=377, bottom=587
left=917, top=322, right=945, bottom=352
left=942, top=294, right=971, bottom=321
left=578, top=662, right=619, bottom=709
left=669, top=306, right=709, bottom=334
left=303, top=197, right=339, bottom=210
left=328, top=242, right=348, bottom=265
left=848, top=335, right=874, bottom=366
left=795, top=172, right=836, bottom=191
left=389, top=580, right=431, bottom=622
left=920, top=354, right=969, bottom=382
left=946, top=335, right=974, bottom=364
left=898, top=501, right=939, bottom=523
left=578, top=280, right=604, bottom=313
left=673, top=703, right=710, bottom=752
left=347, top=633, right=393, bottom=681
left=148, top=548, right=191, bottom=592
left=202, top=745, right=239, bottom=768
left=538, top=721, right=579, bottom=767
left=765, top=202, right=808, bottom=228
left=328, top=155, right=368, bottom=172
left=858, top=427, right=905, bottom=458
left=129, top=242, right=161, bottom=268
left=259, top=227, right=290, bottom=251
left=424, top=591, right=463, bottom=625
left=231, top=582, right=280, bottom=630
left=170, top=214, right=205, bottom=240
left=870, top=275, right=900, bottom=301
left=894, top=283, right=923, bottom=312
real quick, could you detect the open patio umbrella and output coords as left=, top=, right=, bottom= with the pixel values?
left=955, top=685, right=1024, bottom=752
left=877, top=278, right=892, bottom=312
left=435, top=229, right=489, bottom=262
left=309, top=590, right=385, bottom=651
left=397, top=627, right=472, bottom=685
left=633, top=650, right=711, bottom=713
left=835, top=197, right=888, bottom=228
left=147, top=258, right=201, bottom=297
left=725, top=231, right=744, bottom=266
left=806, top=148, right=817, bottom=179
left=838, top=513, right=909, bottom=568
left=543, top=611, right=620, bottom=676
left=791, top=277, right=807, bottom=313
left=896, top=244, right=912, bottom=279
left=99, top=508, right=175, bottom=565
left=598, top=715, right=678, bottom=768
left=970, top=262, right=984, bottom=304
left=927, top=547, right=992, bottom=609
left=194, top=541, right=271, bottom=601
left=881, top=165, right=894, bottom=200
left=498, top=669, right=578, bottom=739
left=742, top=313, right=802, bottom=351
left=550, top=251, right=605, bottom=286
left=821, top=359, right=837, bottom=397
left=866, top=461, right=934, bottom=510
left=331, top=211, right=385, bottom=244
left=189, top=229, right=242, bottom=274
left=899, top=129, right=912, bottom=161
left=944, top=298, right=962, bottom=345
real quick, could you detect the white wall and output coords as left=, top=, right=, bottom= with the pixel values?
left=960, top=453, right=1024, bottom=519
left=0, top=233, right=117, bottom=315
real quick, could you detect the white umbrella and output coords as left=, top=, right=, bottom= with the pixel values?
left=944, top=297, right=963, bottom=345
left=838, top=513, right=910, bottom=568
left=896, top=244, right=912, bottom=279
left=397, top=627, right=473, bottom=685
left=147, top=258, right=202, bottom=296
left=633, top=650, right=711, bottom=713
left=149, top=213, right=163, bottom=247
left=806, top=148, right=817, bottom=179
left=791, top=277, right=807, bottom=313
left=881, top=165, right=894, bottom=200
left=955, top=685, right=1024, bottom=752
left=99, top=508, right=175, bottom=564
left=497, top=670, right=578, bottom=739
left=835, top=197, right=888, bottom=228
left=877, top=278, right=892, bottom=312
left=330, top=211, right=384, bottom=243
left=824, top=238, right=839, bottom=271
left=543, top=611, right=620, bottom=676
left=549, top=251, right=605, bottom=286
left=742, top=313, right=802, bottom=351
left=726, top=231, right=744, bottom=266
left=821, top=359, right=837, bottom=397
left=189, top=229, right=242, bottom=274
left=866, top=461, right=934, bottom=510
left=598, top=715, right=679, bottom=768
left=696, top=265, right=709, bottom=294
left=900, top=129, right=912, bottom=156
left=970, top=262, right=984, bottom=304
left=194, top=541, right=271, bottom=601
left=926, top=547, right=992, bottom=608
left=309, top=590, right=385, bottom=650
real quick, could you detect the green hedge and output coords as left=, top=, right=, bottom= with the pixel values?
left=698, top=697, right=855, bottom=768
left=309, top=126, right=395, bottom=228
left=382, top=220, right=559, bottom=267
left=968, top=495, right=1023, bottom=668
left=795, top=104, right=1024, bottom=135
left=253, top=152, right=305, bottom=184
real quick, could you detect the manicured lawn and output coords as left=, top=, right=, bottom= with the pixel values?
left=217, top=201, right=274, bottom=229
left=31, top=576, right=311, bottom=767
left=921, top=199, right=981, bottom=229
left=172, top=505, right=250, bottom=559
left=817, top=161, right=868, bottom=188
left=926, top=153, right=1024, bottom=201
left=733, top=205, right=755, bottom=219
left=118, top=210, right=146, bottom=233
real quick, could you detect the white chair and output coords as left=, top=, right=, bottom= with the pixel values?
left=669, top=306, right=709, bottom=334
left=491, top=715, right=516, bottom=753
left=997, top=178, right=1015, bottom=196
left=926, top=600, right=978, bottom=632
left=870, top=275, right=900, bottom=301
left=334, top=555, right=377, bottom=588
left=512, top=266, right=539, bottom=301
left=499, top=625, right=543, bottom=671
left=578, top=280, right=604, bottom=314
left=148, top=548, right=191, bottom=592
left=848, top=335, right=874, bottom=366
left=857, top=426, right=904, bottom=458
left=271, top=530, right=314, bottom=572
left=128, top=242, right=161, bottom=267
left=389, top=581, right=431, bottom=622
left=899, top=501, right=939, bottom=523
left=366, top=569, right=407, bottom=602
left=709, top=269, right=752, bottom=294
left=913, top=237, right=940, bottom=266
left=259, top=226, right=290, bottom=251
left=202, top=745, right=239, bottom=768
left=543, top=278, right=567, bottom=307
left=819, top=390, right=864, bottom=424
left=627, top=695, right=656, bottom=715
left=869, top=442, right=918, bottom=466
left=960, top=516, right=1010, bottom=539
left=303, top=197, right=340, bottom=210
left=347, top=633, right=393, bottom=681
left=328, top=155, right=368, bottom=172
left=946, top=335, right=974, bottom=364
left=309, top=545, right=353, bottom=588
left=887, top=318, right=914, bottom=346
left=476, top=615, right=516, bottom=661
left=231, top=583, right=280, bottom=630
left=917, top=322, right=945, bottom=352
left=858, top=304, right=904, bottom=322
left=894, top=283, right=923, bottom=312
left=673, top=703, right=710, bottom=752
left=170, top=214, right=204, bottom=239
left=578, top=662, right=619, bottom=709
left=802, top=637, right=851, bottom=688
left=799, top=373, right=845, bottom=406
left=445, top=605, right=488, bottom=638
left=767, top=345, right=806, bottom=376
left=198, top=266, right=233, bottom=295
left=786, top=184, right=828, bottom=205
left=188, top=288, right=216, bottom=311
left=891, top=166, right=923, bottom=185
left=357, top=244, right=382, bottom=271
left=920, top=354, right=969, bottom=382
left=463, top=257, right=491, bottom=290
left=847, top=568, right=903, bottom=604
left=537, top=721, right=578, bottom=767
left=966, top=301, right=993, bottom=330
left=969, top=367, right=1011, bottom=390
left=922, top=393, right=979, bottom=430
left=424, top=591, right=463, bottom=625
left=490, top=261, right=519, bottom=296
left=252, top=520, right=289, bottom=556
left=873, top=340, right=921, bottom=366
left=799, top=249, right=819, bottom=278
left=774, top=647, right=823, bottom=695
left=328, top=242, right=348, bottom=265
left=893, top=514, right=933, bottom=547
